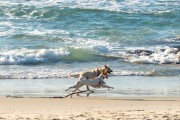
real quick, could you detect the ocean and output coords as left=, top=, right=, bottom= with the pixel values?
left=0, top=0, right=179, bottom=97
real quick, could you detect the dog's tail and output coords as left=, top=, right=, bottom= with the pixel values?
left=68, top=72, right=79, bottom=78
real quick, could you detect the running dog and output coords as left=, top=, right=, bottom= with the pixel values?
left=68, top=65, right=113, bottom=91
left=65, top=73, right=114, bottom=94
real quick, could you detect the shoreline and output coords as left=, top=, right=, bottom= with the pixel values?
left=0, top=76, right=180, bottom=119
left=0, top=76, right=180, bottom=98
left=0, top=96, right=180, bottom=119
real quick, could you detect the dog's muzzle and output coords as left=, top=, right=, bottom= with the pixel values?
left=107, top=70, right=113, bottom=74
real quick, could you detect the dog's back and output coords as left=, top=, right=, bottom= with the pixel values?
left=80, top=78, right=101, bottom=87
left=79, top=71, right=98, bottom=80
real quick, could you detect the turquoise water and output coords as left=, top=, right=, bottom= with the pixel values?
left=0, top=0, right=180, bottom=78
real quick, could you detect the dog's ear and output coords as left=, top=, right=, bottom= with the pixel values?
left=104, top=65, right=108, bottom=68
left=93, top=68, right=98, bottom=73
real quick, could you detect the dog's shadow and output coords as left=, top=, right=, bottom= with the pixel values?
left=65, top=90, right=95, bottom=98
left=76, top=91, right=93, bottom=97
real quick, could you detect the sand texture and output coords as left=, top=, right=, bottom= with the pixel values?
left=0, top=97, right=180, bottom=120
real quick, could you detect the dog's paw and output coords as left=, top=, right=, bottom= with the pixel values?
left=108, top=87, right=114, bottom=90
left=90, top=90, right=95, bottom=93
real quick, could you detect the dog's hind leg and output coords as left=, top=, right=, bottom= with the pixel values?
left=100, top=84, right=114, bottom=90
left=79, top=77, right=93, bottom=92
left=65, top=80, right=82, bottom=91
left=86, top=85, right=90, bottom=91
left=70, top=83, right=84, bottom=97
left=71, top=87, right=81, bottom=98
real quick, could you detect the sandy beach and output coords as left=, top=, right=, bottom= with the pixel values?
left=0, top=96, right=180, bottom=120
left=0, top=77, right=180, bottom=119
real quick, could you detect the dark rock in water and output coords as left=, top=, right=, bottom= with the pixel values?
left=127, top=50, right=154, bottom=56
left=159, top=49, right=165, bottom=52
left=158, top=46, right=179, bottom=54
left=175, top=37, right=180, bottom=40
left=170, top=44, right=180, bottom=51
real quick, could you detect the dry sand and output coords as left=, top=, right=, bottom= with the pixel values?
left=0, top=96, right=180, bottom=120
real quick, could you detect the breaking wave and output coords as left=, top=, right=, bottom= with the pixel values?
left=0, top=48, right=70, bottom=65
left=0, top=45, right=179, bottom=65
left=110, top=46, right=180, bottom=64
left=0, top=69, right=157, bottom=79
left=0, top=46, right=118, bottom=65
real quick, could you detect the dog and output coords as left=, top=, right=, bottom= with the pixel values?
left=68, top=65, right=113, bottom=91
left=65, top=73, right=114, bottom=95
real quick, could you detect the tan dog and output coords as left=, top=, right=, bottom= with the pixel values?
left=68, top=65, right=113, bottom=91
left=65, top=74, right=114, bottom=94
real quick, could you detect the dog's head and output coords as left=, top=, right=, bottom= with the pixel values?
left=101, top=65, right=113, bottom=75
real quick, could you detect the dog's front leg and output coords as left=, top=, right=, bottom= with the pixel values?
left=79, top=77, right=92, bottom=92
left=101, top=84, right=114, bottom=90
left=86, top=86, right=95, bottom=93
left=86, top=85, right=90, bottom=91
left=70, top=88, right=78, bottom=98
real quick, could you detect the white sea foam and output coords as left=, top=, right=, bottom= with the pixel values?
left=56, top=0, right=179, bottom=13
left=164, top=37, right=180, bottom=42
left=0, top=22, right=13, bottom=26
left=1, top=0, right=178, bottom=17
left=0, top=48, right=70, bottom=65
left=0, top=22, right=13, bottom=37
left=28, top=30, right=47, bottom=36
left=124, top=46, right=180, bottom=64
left=112, top=70, right=155, bottom=76
left=65, top=37, right=110, bottom=50
left=0, top=69, right=69, bottom=79
left=27, top=29, right=70, bottom=36
left=0, top=69, right=154, bottom=79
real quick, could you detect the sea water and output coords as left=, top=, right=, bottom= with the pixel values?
left=0, top=0, right=179, bottom=97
